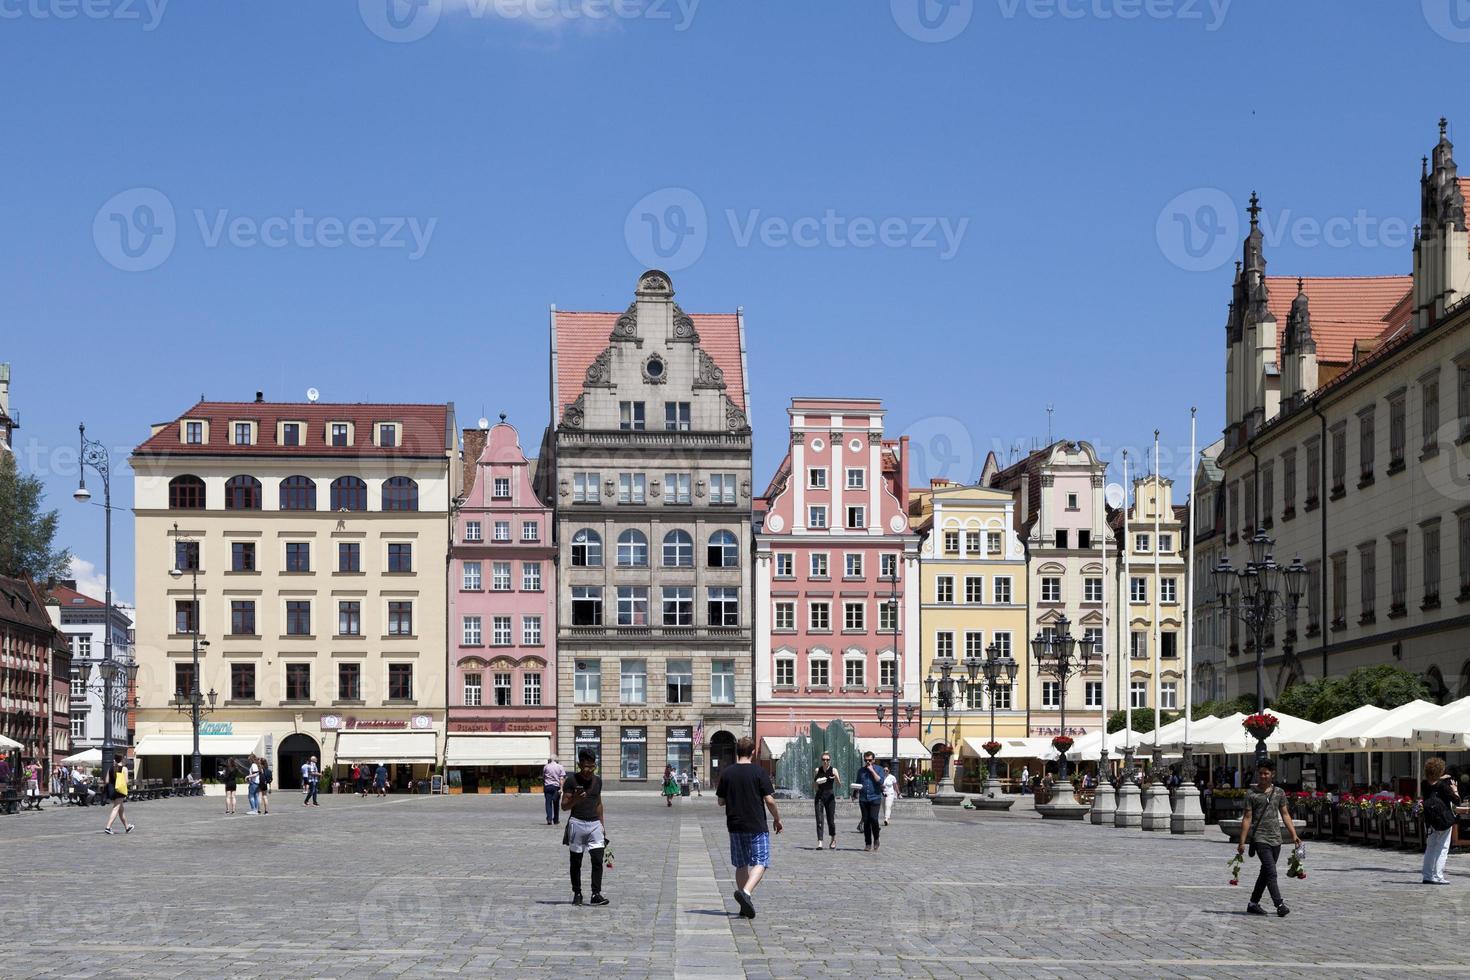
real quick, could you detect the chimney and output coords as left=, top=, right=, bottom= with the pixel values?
left=255, top=391, right=264, bottom=403
left=461, top=427, right=489, bottom=497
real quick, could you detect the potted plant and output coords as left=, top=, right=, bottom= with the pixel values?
left=517, top=776, right=532, bottom=793
left=1050, top=735, right=1074, bottom=756
left=504, top=776, right=520, bottom=795
left=1241, top=712, right=1279, bottom=743
left=491, top=776, right=507, bottom=794
left=982, top=740, right=1002, bottom=758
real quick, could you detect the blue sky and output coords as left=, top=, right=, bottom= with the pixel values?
left=3, top=0, right=1467, bottom=604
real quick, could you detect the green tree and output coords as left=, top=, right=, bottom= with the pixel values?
left=1268, top=665, right=1428, bottom=722
left=1107, top=709, right=1181, bottom=734
left=1191, top=695, right=1256, bottom=720
left=0, top=452, right=71, bottom=581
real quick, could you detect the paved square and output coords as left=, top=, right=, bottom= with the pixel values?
left=5, top=792, right=1469, bottom=978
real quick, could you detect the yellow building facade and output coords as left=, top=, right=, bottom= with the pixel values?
left=910, top=481, right=1030, bottom=769
left=1112, top=474, right=1188, bottom=726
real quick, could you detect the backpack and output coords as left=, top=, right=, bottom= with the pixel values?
left=1425, top=788, right=1455, bottom=831
left=260, top=764, right=272, bottom=786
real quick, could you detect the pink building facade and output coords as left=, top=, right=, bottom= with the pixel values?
left=446, top=420, right=558, bottom=791
left=753, top=399, right=924, bottom=767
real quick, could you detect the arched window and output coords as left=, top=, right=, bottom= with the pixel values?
left=707, top=529, right=738, bottom=568
left=617, top=529, right=649, bottom=567
left=330, top=476, right=368, bottom=512
left=168, top=475, right=206, bottom=510
left=279, top=475, right=317, bottom=511
left=382, top=476, right=419, bottom=512
left=662, top=529, right=693, bottom=568
left=571, top=529, right=602, bottom=568
left=1427, top=665, right=1450, bottom=705
left=224, top=475, right=262, bottom=510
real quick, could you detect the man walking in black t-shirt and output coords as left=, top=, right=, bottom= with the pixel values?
left=716, top=735, right=783, bottom=920
left=561, top=749, right=609, bottom=907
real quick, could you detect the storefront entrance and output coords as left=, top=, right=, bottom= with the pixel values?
left=277, top=733, right=320, bottom=790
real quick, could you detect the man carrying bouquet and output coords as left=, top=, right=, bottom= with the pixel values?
left=1237, top=760, right=1301, bottom=917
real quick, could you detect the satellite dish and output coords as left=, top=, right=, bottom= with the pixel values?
left=306, top=387, right=320, bottom=403
left=478, top=417, right=490, bottom=430
left=1104, top=483, right=1126, bottom=509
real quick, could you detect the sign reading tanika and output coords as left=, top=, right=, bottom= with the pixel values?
left=577, top=707, right=687, bottom=722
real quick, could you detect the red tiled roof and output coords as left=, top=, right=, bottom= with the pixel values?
left=553, top=312, right=745, bottom=420
left=1264, top=276, right=1412, bottom=365
left=47, top=584, right=105, bottom=610
left=0, top=575, right=58, bottom=634
left=134, top=401, right=453, bottom=457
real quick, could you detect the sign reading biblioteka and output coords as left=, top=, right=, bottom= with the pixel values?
left=577, top=707, right=687, bottom=722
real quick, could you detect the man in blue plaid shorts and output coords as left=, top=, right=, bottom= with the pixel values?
left=716, top=735, right=783, bottom=919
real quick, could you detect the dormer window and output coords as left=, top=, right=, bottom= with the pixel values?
left=281, top=423, right=301, bottom=447
left=184, top=421, right=203, bottom=445
left=378, top=423, right=399, bottom=448
left=330, top=423, right=350, bottom=447
left=233, top=422, right=253, bottom=446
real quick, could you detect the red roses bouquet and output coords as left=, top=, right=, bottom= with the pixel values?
left=1227, top=852, right=1243, bottom=886
left=1285, top=842, right=1306, bottom=879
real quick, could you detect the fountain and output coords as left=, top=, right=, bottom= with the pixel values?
left=774, top=721, right=862, bottom=799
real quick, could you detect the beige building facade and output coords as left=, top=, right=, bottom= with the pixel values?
left=131, top=398, right=456, bottom=787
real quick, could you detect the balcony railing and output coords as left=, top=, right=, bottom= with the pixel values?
left=558, top=430, right=751, bottom=450
left=565, top=625, right=749, bottom=639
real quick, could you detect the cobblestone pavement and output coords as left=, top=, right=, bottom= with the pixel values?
left=5, top=791, right=1470, bottom=978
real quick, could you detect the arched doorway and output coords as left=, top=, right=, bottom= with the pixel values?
left=1426, top=666, right=1450, bottom=705
left=278, top=733, right=320, bottom=790
left=709, top=731, right=737, bottom=786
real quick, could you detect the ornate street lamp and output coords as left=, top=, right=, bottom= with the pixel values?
left=925, top=647, right=983, bottom=801
left=73, top=423, right=119, bottom=772
left=169, top=524, right=217, bottom=780
left=1212, top=528, right=1306, bottom=765
left=1031, top=615, right=1094, bottom=797
left=980, top=641, right=1018, bottom=794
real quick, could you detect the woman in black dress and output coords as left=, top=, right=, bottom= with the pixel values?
left=222, top=759, right=239, bottom=814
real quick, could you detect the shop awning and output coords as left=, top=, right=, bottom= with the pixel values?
left=135, top=733, right=265, bottom=757
left=854, top=737, right=930, bottom=760
left=963, top=736, right=1053, bottom=760
left=62, top=748, right=103, bottom=766
left=0, top=733, right=22, bottom=750
left=759, top=736, right=793, bottom=761
left=335, top=731, right=437, bottom=764
left=445, top=735, right=551, bottom=767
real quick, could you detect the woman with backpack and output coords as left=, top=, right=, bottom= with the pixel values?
left=1422, top=757, right=1462, bottom=884
left=257, top=758, right=272, bottom=814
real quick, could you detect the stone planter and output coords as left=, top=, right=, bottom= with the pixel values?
left=1219, top=817, right=1243, bottom=842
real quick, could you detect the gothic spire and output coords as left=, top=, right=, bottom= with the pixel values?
left=1424, top=116, right=1467, bottom=233
left=1241, top=192, right=1271, bottom=318
left=1285, top=277, right=1314, bottom=355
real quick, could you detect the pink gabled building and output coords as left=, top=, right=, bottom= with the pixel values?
left=753, top=398, right=925, bottom=769
left=445, top=418, right=558, bottom=792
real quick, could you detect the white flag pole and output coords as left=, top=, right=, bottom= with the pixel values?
left=1153, top=430, right=1162, bottom=748
left=1123, top=449, right=1132, bottom=750
left=1185, top=408, right=1197, bottom=751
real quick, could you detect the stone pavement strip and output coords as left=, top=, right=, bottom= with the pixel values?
left=5, top=792, right=1470, bottom=978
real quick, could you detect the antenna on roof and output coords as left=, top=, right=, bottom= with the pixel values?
left=306, top=387, right=320, bottom=403
left=1045, top=404, right=1054, bottom=445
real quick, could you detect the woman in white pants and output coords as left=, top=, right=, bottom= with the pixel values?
left=1423, top=757, right=1462, bottom=884
left=881, top=768, right=898, bottom=825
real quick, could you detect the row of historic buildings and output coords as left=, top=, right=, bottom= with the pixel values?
left=111, top=119, right=1470, bottom=791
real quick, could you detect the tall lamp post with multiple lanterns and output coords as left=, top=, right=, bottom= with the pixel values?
left=1030, top=615, right=1094, bottom=808
left=925, top=648, right=983, bottom=803
left=1212, top=528, right=1306, bottom=765
left=980, top=641, right=1017, bottom=797
left=73, top=423, right=124, bottom=770
left=169, top=524, right=217, bottom=780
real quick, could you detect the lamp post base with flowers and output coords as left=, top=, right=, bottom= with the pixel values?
left=1170, top=740, right=1206, bottom=835
left=1035, top=734, right=1089, bottom=820
left=970, top=741, right=1015, bottom=811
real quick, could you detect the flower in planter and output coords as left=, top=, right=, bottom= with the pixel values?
left=1050, top=735, right=1074, bottom=754
left=1241, top=712, right=1280, bottom=738
left=982, top=740, right=1002, bottom=756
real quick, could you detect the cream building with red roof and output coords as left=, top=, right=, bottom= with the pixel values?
left=131, top=395, right=457, bottom=786
left=1213, top=117, right=1470, bottom=713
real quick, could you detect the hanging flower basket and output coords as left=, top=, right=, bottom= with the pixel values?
left=1051, top=735, right=1075, bottom=754
left=981, top=740, right=1002, bottom=757
left=931, top=742, right=954, bottom=757
left=1242, top=712, right=1279, bottom=741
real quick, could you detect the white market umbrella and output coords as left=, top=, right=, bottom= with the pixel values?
left=1155, top=713, right=1244, bottom=753
left=1402, top=698, right=1470, bottom=751
left=1192, top=711, right=1315, bottom=756
left=1045, top=728, right=1150, bottom=762
left=0, top=733, right=22, bottom=751
left=1318, top=699, right=1446, bottom=752
left=1275, top=704, right=1388, bottom=754
left=62, top=748, right=103, bottom=766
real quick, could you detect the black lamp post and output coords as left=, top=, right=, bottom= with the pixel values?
left=980, top=641, right=1018, bottom=787
left=1212, top=527, right=1306, bottom=765
left=925, top=648, right=983, bottom=797
left=73, top=423, right=119, bottom=772
left=169, top=524, right=217, bottom=780
left=1031, top=615, right=1094, bottom=784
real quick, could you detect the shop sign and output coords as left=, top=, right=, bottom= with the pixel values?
left=668, top=727, right=692, bottom=742
left=574, top=727, right=600, bottom=741
left=450, top=720, right=549, bottom=733
left=578, top=707, right=684, bottom=723
left=1031, top=726, right=1088, bottom=737
left=199, top=721, right=233, bottom=736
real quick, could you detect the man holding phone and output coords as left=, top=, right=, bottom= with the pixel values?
left=718, top=735, right=782, bottom=919
left=561, top=749, right=609, bottom=907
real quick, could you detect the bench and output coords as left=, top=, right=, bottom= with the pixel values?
left=0, top=788, right=20, bottom=815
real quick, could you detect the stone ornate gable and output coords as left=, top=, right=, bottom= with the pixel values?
left=557, top=270, right=750, bottom=435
